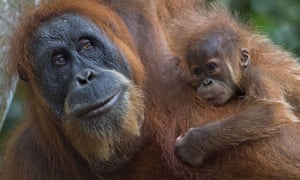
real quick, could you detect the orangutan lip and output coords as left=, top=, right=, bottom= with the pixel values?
left=74, top=89, right=122, bottom=118
left=205, top=96, right=216, bottom=101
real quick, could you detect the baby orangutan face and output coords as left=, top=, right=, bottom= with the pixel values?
left=185, top=32, right=250, bottom=106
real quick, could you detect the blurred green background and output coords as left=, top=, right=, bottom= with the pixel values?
left=1, top=0, right=300, bottom=155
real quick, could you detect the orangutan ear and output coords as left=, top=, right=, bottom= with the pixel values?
left=239, top=48, right=251, bottom=69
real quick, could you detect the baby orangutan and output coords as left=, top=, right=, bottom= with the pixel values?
left=174, top=16, right=300, bottom=166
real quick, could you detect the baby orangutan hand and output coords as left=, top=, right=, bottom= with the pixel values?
left=175, top=128, right=208, bottom=166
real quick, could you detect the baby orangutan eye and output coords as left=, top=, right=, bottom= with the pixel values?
left=193, top=68, right=202, bottom=76
left=206, top=63, right=218, bottom=73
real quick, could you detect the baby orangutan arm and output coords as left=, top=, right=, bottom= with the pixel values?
left=175, top=99, right=296, bottom=166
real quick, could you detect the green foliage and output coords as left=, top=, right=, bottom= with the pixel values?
left=0, top=0, right=35, bottom=155
left=0, top=90, right=23, bottom=154
left=218, top=0, right=300, bottom=56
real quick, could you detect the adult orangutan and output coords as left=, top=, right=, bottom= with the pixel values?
left=1, top=0, right=198, bottom=179
left=2, top=0, right=300, bottom=179
left=1, top=0, right=147, bottom=179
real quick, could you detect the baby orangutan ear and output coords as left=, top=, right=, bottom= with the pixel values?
left=17, top=63, right=29, bottom=82
left=239, top=48, right=251, bottom=69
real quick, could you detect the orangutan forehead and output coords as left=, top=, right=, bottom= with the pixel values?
left=32, top=13, right=100, bottom=43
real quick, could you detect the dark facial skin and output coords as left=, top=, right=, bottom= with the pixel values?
left=186, top=34, right=240, bottom=106
left=30, top=13, right=131, bottom=121
left=29, top=13, right=144, bottom=173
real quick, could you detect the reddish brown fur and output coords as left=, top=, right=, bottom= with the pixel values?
left=2, top=0, right=146, bottom=179
left=2, top=0, right=204, bottom=179
left=2, top=0, right=196, bottom=178
left=3, top=0, right=300, bottom=180
left=164, top=4, right=300, bottom=179
left=156, top=0, right=205, bottom=27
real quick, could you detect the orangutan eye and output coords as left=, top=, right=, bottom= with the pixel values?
left=53, top=54, right=67, bottom=66
left=206, top=63, right=218, bottom=73
left=194, top=68, right=202, bottom=76
left=78, top=38, right=94, bottom=52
